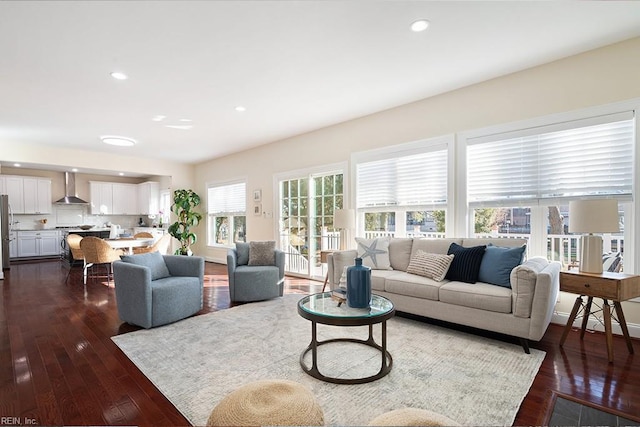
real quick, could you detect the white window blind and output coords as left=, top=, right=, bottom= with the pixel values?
left=357, top=148, right=448, bottom=209
left=207, top=182, right=246, bottom=214
left=467, top=112, right=634, bottom=206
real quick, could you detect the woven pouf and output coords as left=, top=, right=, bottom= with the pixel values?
left=368, top=408, right=460, bottom=426
left=207, top=379, right=324, bottom=426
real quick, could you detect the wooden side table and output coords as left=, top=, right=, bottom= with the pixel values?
left=559, top=270, right=640, bottom=363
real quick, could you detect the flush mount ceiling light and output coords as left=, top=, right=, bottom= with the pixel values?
left=110, top=71, right=128, bottom=80
left=411, top=19, right=430, bottom=32
left=165, top=125, right=193, bottom=130
left=235, top=106, right=246, bottom=112
left=100, top=136, right=137, bottom=146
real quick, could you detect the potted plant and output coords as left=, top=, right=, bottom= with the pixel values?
left=168, top=189, right=203, bottom=255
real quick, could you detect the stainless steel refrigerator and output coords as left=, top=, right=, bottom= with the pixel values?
left=1, top=194, right=11, bottom=270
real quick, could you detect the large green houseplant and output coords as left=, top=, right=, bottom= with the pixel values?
left=168, top=189, right=203, bottom=255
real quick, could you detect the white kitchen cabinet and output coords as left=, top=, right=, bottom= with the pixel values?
left=137, top=182, right=159, bottom=215
left=90, top=181, right=113, bottom=215
left=9, top=231, right=17, bottom=258
left=112, top=183, right=138, bottom=215
left=16, top=230, right=60, bottom=258
left=4, top=175, right=24, bottom=214
left=22, top=177, right=52, bottom=214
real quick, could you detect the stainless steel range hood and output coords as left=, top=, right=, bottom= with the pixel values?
left=55, top=172, right=89, bottom=204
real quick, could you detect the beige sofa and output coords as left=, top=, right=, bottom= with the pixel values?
left=327, top=237, right=560, bottom=352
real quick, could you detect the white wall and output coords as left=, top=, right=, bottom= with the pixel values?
left=194, top=36, right=640, bottom=326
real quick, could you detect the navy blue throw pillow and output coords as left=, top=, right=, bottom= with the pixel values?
left=445, top=243, right=487, bottom=283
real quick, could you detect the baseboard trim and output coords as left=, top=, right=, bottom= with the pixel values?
left=552, top=312, right=640, bottom=339
left=205, top=256, right=226, bottom=264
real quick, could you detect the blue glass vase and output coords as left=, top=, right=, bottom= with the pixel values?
left=346, top=258, right=372, bottom=308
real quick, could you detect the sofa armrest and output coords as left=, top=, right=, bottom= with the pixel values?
left=510, top=257, right=560, bottom=340
left=327, top=250, right=358, bottom=289
left=163, top=255, right=205, bottom=282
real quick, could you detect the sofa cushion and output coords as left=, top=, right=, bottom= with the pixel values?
left=478, top=244, right=526, bottom=288
left=389, top=238, right=414, bottom=271
left=355, top=237, right=392, bottom=270
left=120, top=251, right=171, bottom=280
left=406, top=250, right=454, bottom=282
left=411, top=238, right=462, bottom=259
left=370, top=270, right=400, bottom=292
left=439, top=281, right=512, bottom=314
left=248, top=241, right=276, bottom=266
left=384, top=271, right=443, bottom=301
left=445, top=243, right=486, bottom=284
left=236, top=242, right=250, bottom=265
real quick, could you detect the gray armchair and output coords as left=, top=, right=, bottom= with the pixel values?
left=227, top=242, right=285, bottom=302
left=113, top=253, right=204, bottom=328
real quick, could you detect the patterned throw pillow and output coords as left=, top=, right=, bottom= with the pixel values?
left=248, top=241, right=276, bottom=266
left=406, top=250, right=455, bottom=282
left=445, top=243, right=487, bottom=283
left=355, top=237, right=392, bottom=270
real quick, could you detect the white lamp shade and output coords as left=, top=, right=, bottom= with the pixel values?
left=334, top=209, right=355, bottom=230
left=568, top=199, right=619, bottom=234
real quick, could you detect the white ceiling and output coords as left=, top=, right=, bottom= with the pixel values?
left=1, top=1, right=640, bottom=167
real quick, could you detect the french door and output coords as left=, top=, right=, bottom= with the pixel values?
left=279, top=169, right=344, bottom=279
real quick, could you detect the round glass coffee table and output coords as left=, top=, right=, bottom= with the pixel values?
left=297, top=292, right=395, bottom=384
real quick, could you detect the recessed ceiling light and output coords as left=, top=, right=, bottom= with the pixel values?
left=235, top=106, right=246, bottom=112
left=118, top=172, right=125, bottom=176
left=411, top=19, right=430, bottom=32
left=152, top=115, right=166, bottom=122
left=165, top=125, right=193, bottom=130
left=13, top=163, right=21, bottom=167
left=71, top=168, right=78, bottom=172
left=179, top=118, right=192, bottom=122
left=110, top=71, right=128, bottom=80
left=100, top=136, right=137, bottom=146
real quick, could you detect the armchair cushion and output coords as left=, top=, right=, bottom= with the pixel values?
left=248, top=241, right=276, bottom=266
left=120, top=251, right=171, bottom=280
left=236, top=242, right=250, bottom=265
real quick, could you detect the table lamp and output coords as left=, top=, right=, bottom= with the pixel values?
left=568, top=199, right=619, bottom=274
left=334, top=209, right=355, bottom=250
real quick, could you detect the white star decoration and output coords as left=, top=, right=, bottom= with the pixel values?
left=357, top=239, right=387, bottom=268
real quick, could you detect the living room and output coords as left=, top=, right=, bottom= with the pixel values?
left=2, top=1, right=640, bottom=426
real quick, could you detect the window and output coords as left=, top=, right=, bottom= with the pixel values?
left=355, top=137, right=449, bottom=238
left=159, top=190, right=171, bottom=226
left=467, top=111, right=634, bottom=264
left=467, top=112, right=634, bottom=205
left=207, top=181, right=246, bottom=246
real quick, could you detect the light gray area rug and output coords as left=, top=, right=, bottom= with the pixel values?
left=112, top=294, right=545, bottom=426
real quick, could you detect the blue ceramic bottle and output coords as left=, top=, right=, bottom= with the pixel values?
left=346, top=258, right=372, bottom=308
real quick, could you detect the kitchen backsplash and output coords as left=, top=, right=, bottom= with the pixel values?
left=12, top=204, right=162, bottom=230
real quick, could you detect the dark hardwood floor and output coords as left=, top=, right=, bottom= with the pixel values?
left=1, top=259, right=639, bottom=426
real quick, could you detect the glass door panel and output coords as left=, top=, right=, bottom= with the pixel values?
left=279, top=172, right=343, bottom=279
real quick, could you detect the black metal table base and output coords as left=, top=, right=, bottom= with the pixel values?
left=300, top=321, right=392, bottom=384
